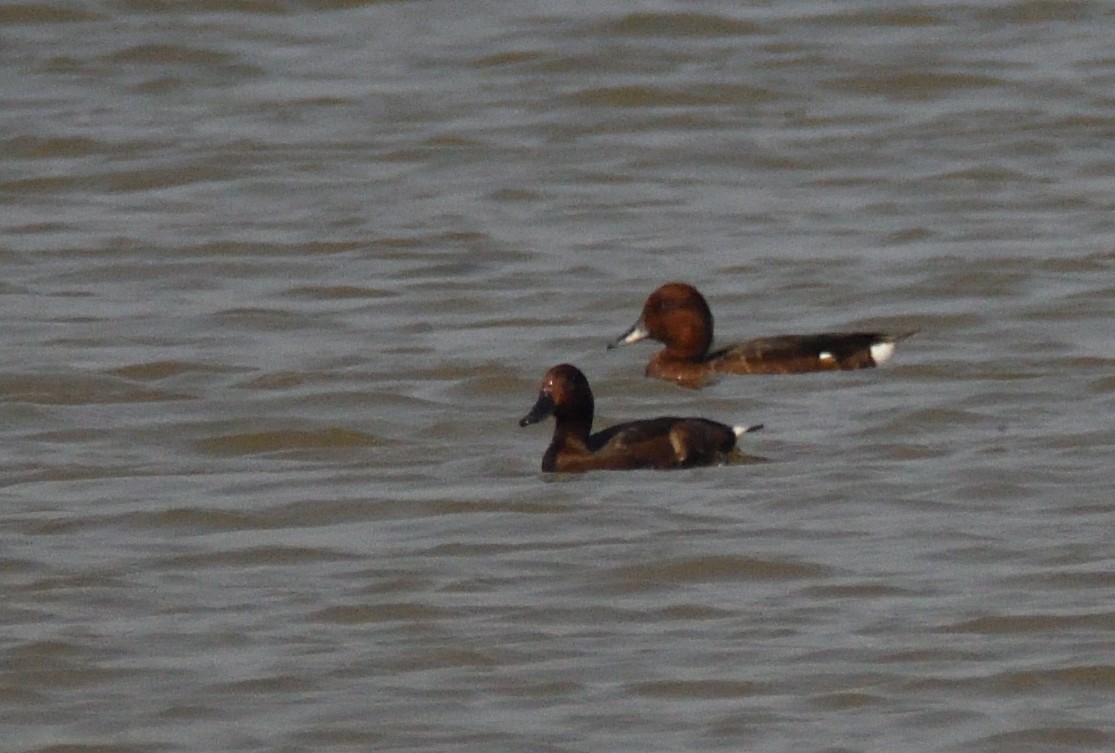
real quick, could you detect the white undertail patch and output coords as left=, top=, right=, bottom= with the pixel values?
left=733, top=424, right=764, bottom=437
left=870, top=341, right=896, bottom=365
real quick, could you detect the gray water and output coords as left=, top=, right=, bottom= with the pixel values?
left=3, top=1, right=1115, bottom=752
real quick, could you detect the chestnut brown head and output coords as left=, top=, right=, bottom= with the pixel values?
left=519, top=363, right=594, bottom=427
left=610, top=282, right=714, bottom=359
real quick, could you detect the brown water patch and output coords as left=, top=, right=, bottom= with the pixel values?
left=803, top=582, right=915, bottom=598
left=931, top=166, right=1040, bottom=184
left=3, top=135, right=109, bottom=158
left=829, top=71, right=1002, bottom=100
left=810, top=690, right=884, bottom=710
left=157, top=703, right=228, bottom=721
left=193, top=427, right=379, bottom=456
left=598, top=12, right=762, bottom=37
left=812, top=9, right=946, bottom=26
left=293, top=727, right=387, bottom=749
left=907, top=665, right=1115, bottom=694
left=104, top=43, right=236, bottom=66
left=571, top=83, right=778, bottom=108
left=654, top=604, right=735, bottom=620
left=938, top=612, right=1115, bottom=633
left=107, top=360, right=244, bottom=381
left=2, top=464, right=164, bottom=491
left=207, top=307, right=321, bottom=331
left=628, top=679, right=766, bottom=699
left=609, top=555, right=830, bottom=589
left=883, top=227, right=937, bottom=245
left=1009, top=570, right=1115, bottom=589
left=237, top=371, right=310, bottom=390
left=998, top=666, right=1115, bottom=691
left=220, top=674, right=316, bottom=694
left=969, top=725, right=1111, bottom=750
left=972, top=727, right=1110, bottom=749
left=158, top=546, right=358, bottom=569
left=0, top=4, right=100, bottom=23
left=382, top=647, right=505, bottom=672
left=117, top=507, right=261, bottom=533
left=365, top=497, right=575, bottom=522
left=975, top=1, right=1098, bottom=24
left=1, top=641, right=135, bottom=689
left=312, top=603, right=450, bottom=624
left=0, top=556, right=46, bottom=575
left=117, top=497, right=399, bottom=533
left=108, top=164, right=243, bottom=193
left=470, top=50, right=547, bottom=69
left=283, top=284, right=396, bottom=300
left=879, top=648, right=986, bottom=664
left=24, top=745, right=153, bottom=753
left=0, top=374, right=188, bottom=404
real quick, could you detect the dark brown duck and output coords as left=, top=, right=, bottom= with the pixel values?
left=610, top=282, right=916, bottom=388
left=520, top=363, right=762, bottom=472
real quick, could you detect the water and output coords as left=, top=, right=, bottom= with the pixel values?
left=2, top=1, right=1115, bottom=751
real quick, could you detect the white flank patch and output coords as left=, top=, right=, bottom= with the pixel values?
left=668, top=430, right=687, bottom=462
left=870, top=341, right=896, bottom=365
left=818, top=351, right=834, bottom=362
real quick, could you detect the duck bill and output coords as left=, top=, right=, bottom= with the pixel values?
left=607, top=317, right=649, bottom=349
left=519, top=392, right=555, bottom=427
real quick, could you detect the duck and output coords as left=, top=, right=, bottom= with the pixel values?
left=519, top=363, right=762, bottom=472
left=609, top=282, right=915, bottom=388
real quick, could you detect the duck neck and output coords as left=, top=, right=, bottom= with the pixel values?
left=664, top=318, right=712, bottom=361
left=552, top=402, right=593, bottom=447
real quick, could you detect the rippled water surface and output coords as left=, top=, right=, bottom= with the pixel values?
left=3, top=1, right=1115, bottom=751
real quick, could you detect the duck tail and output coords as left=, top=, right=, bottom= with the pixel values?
left=885, top=329, right=919, bottom=342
